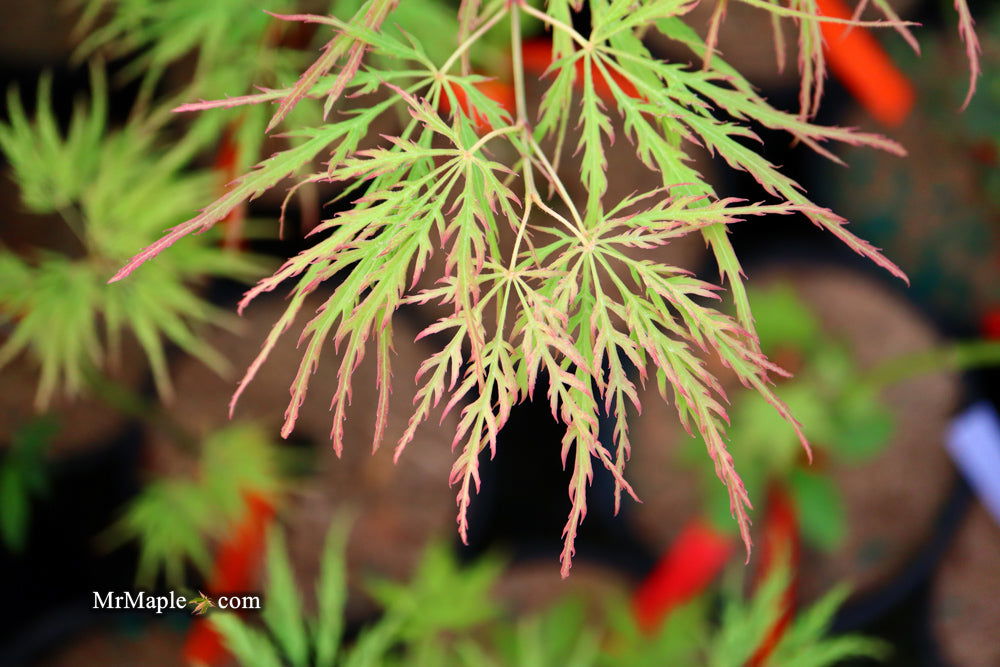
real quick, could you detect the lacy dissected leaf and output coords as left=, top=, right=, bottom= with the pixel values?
left=74, top=0, right=302, bottom=111
left=106, top=0, right=981, bottom=576
left=73, top=0, right=316, bottom=167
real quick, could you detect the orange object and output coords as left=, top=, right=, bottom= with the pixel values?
left=632, top=517, right=734, bottom=632
left=815, top=0, right=915, bottom=127
left=183, top=491, right=276, bottom=665
left=214, top=122, right=248, bottom=250
left=749, top=485, right=800, bottom=666
left=438, top=79, right=516, bottom=133
left=521, top=38, right=640, bottom=102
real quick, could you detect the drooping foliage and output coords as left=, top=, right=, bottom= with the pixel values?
left=92, top=0, right=979, bottom=575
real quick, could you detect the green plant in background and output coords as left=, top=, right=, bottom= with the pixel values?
left=99, top=0, right=982, bottom=576
left=0, top=417, right=58, bottom=551
left=593, top=569, right=885, bottom=667
left=211, top=518, right=505, bottom=667
left=104, top=422, right=285, bottom=587
left=685, top=284, right=1000, bottom=551
left=683, top=284, right=891, bottom=551
left=211, top=517, right=885, bottom=666
left=73, top=0, right=304, bottom=176
left=0, top=67, right=261, bottom=406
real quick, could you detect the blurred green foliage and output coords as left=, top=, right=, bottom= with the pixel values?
left=687, top=284, right=1000, bottom=551
left=105, top=422, right=284, bottom=588
left=0, top=68, right=262, bottom=406
left=211, top=518, right=885, bottom=667
left=0, top=417, right=58, bottom=551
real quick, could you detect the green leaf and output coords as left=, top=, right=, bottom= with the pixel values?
left=772, top=584, right=890, bottom=666
left=788, top=468, right=846, bottom=552
left=200, top=423, right=283, bottom=519
left=0, top=417, right=58, bottom=550
left=313, top=516, right=351, bottom=667
left=211, top=612, right=285, bottom=667
left=366, top=541, right=502, bottom=639
left=261, top=526, right=309, bottom=667
left=0, top=67, right=263, bottom=406
left=749, top=285, right=822, bottom=354
left=105, top=479, right=214, bottom=588
left=831, top=390, right=895, bottom=462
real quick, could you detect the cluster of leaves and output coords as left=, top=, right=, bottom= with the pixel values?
left=104, top=0, right=980, bottom=574
left=0, top=418, right=57, bottom=551
left=211, top=517, right=886, bottom=667
left=0, top=68, right=261, bottom=406
left=105, top=422, right=284, bottom=587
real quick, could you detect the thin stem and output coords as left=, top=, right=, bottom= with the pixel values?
left=511, top=5, right=528, bottom=127
left=508, top=5, right=537, bottom=269
left=532, top=193, right=587, bottom=243
left=510, top=4, right=536, bottom=267
left=509, top=5, right=586, bottom=251
left=527, top=135, right=585, bottom=229
left=520, top=3, right=591, bottom=49
left=862, top=341, right=1000, bottom=390
left=456, top=0, right=480, bottom=76
left=468, top=123, right=521, bottom=154
left=440, top=6, right=510, bottom=75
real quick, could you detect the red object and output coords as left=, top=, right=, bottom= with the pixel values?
left=632, top=517, right=734, bottom=632
left=183, top=491, right=276, bottom=665
left=815, top=0, right=915, bottom=127
left=983, top=310, right=1000, bottom=340
left=521, top=38, right=640, bottom=102
left=214, top=123, right=249, bottom=250
left=438, top=38, right=648, bottom=134
left=749, top=485, right=800, bottom=666
left=438, top=80, right=516, bottom=132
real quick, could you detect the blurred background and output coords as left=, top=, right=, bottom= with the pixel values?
left=0, top=0, right=998, bottom=665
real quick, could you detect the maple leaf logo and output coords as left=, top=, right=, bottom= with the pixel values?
left=188, top=591, right=215, bottom=615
